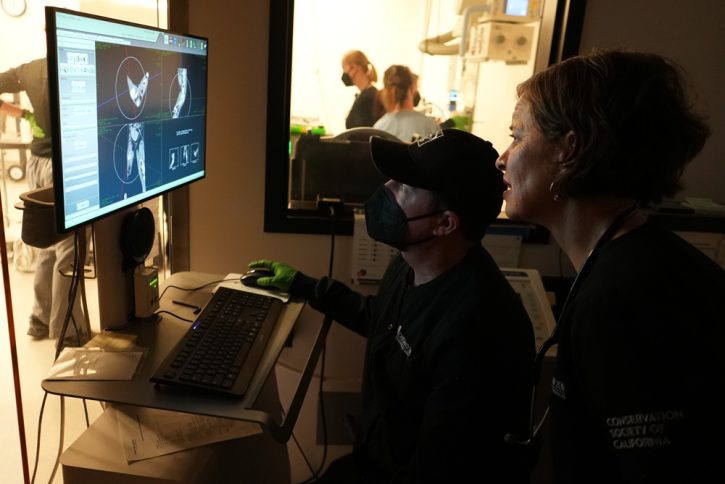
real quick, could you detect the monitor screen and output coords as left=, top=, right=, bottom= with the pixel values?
left=289, top=134, right=387, bottom=210
left=504, top=0, right=530, bottom=17
left=45, top=7, right=208, bottom=232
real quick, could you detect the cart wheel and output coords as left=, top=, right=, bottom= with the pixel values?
left=7, top=164, right=25, bottom=181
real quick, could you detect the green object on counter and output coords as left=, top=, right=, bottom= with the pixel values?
left=290, top=124, right=326, bottom=135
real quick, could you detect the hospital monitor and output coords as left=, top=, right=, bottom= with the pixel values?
left=45, top=7, right=208, bottom=233
left=461, top=0, right=542, bottom=22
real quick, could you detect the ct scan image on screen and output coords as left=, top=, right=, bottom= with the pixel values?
left=47, top=8, right=208, bottom=231
left=94, top=43, right=207, bottom=204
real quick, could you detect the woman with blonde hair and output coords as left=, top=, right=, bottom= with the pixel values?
left=341, top=50, right=382, bottom=128
left=373, top=64, right=439, bottom=142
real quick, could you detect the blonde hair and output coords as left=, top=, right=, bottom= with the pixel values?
left=380, top=65, right=416, bottom=112
left=341, top=50, right=378, bottom=83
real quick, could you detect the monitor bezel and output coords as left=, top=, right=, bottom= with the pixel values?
left=45, top=6, right=209, bottom=233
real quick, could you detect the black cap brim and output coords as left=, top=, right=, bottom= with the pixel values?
left=369, top=136, right=431, bottom=189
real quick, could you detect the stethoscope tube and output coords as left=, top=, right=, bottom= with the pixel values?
left=504, top=205, right=639, bottom=448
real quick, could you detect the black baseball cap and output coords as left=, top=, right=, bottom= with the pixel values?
left=369, top=128, right=504, bottom=239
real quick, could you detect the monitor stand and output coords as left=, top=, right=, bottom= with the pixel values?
left=94, top=207, right=138, bottom=330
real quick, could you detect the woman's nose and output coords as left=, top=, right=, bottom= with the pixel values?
left=495, top=153, right=506, bottom=171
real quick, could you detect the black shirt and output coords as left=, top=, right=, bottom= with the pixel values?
left=293, top=245, right=535, bottom=483
left=550, top=220, right=725, bottom=483
left=345, top=86, right=382, bottom=129
left=0, top=58, right=51, bottom=157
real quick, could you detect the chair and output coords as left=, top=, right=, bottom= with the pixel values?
left=332, top=127, right=401, bottom=143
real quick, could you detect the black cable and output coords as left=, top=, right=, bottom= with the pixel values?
left=313, top=342, right=329, bottom=480
left=159, top=277, right=239, bottom=300
left=67, top=233, right=82, bottom=346
left=284, top=409, right=319, bottom=482
left=83, top=399, right=90, bottom=427
left=43, top=231, right=85, bottom=482
left=154, top=310, right=194, bottom=323
left=65, top=232, right=82, bottom=348
left=327, top=206, right=336, bottom=279
left=55, top=230, right=84, bottom=359
left=297, top=205, right=339, bottom=483
left=30, top=391, right=48, bottom=484
left=48, top=396, right=65, bottom=483
left=305, top=205, right=338, bottom=481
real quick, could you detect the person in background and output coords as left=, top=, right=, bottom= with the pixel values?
left=495, top=48, right=725, bottom=483
left=1, top=58, right=89, bottom=347
left=341, top=50, right=383, bottom=129
left=249, top=129, right=535, bottom=483
left=373, top=65, right=439, bottom=142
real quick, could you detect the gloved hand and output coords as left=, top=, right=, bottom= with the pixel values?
left=22, top=110, right=46, bottom=139
left=248, top=260, right=298, bottom=293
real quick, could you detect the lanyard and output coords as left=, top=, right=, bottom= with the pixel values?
left=506, top=205, right=639, bottom=447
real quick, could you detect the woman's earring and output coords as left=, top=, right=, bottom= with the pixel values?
left=549, top=181, right=561, bottom=202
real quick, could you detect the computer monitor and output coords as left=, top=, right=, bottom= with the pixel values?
left=45, top=7, right=208, bottom=233
left=45, top=7, right=208, bottom=329
left=288, top=134, right=388, bottom=210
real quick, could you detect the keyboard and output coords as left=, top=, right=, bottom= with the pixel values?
left=151, top=286, right=283, bottom=396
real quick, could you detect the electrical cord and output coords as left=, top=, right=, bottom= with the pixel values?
left=156, top=279, right=242, bottom=323
left=300, top=205, right=338, bottom=482
left=283, top=407, right=319, bottom=482
left=154, top=310, right=194, bottom=323
left=55, top=229, right=85, bottom=359
left=47, top=397, right=65, bottom=484
left=159, top=277, right=240, bottom=300
left=66, top=232, right=83, bottom=347
left=29, top=392, right=48, bottom=484
left=32, top=228, right=88, bottom=484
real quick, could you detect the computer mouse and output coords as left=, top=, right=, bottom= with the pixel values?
left=241, top=268, right=274, bottom=288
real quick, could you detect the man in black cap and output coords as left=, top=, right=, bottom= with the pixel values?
left=249, top=129, right=535, bottom=483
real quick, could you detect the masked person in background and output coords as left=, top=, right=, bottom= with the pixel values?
left=496, top=49, right=725, bottom=483
left=341, top=50, right=383, bottom=129
left=249, top=129, right=535, bottom=483
left=373, top=65, right=440, bottom=143
left=1, top=58, right=89, bottom=347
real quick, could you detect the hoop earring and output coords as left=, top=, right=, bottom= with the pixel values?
left=549, top=181, right=561, bottom=202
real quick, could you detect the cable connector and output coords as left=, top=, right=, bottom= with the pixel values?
left=315, top=195, right=344, bottom=214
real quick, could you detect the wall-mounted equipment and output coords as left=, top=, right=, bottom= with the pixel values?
left=456, top=0, right=542, bottom=23
left=466, top=21, right=535, bottom=64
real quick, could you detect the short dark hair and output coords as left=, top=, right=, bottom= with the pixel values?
left=517, top=49, right=710, bottom=205
left=429, top=191, right=495, bottom=242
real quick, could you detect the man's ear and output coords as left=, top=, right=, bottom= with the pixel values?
left=433, top=210, right=459, bottom=236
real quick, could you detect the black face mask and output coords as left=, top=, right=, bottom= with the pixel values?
left=364, top=185, right=442, bottom=251
left=341, top=72, right=353, bottom=87
left=413, top=91, right=421, bottom=107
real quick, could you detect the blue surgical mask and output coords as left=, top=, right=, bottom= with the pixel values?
left=364, top=186, right=442, bottom=250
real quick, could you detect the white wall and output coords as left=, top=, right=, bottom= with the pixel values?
left=290, top=0, right=460, bottom=135
left=579, top=0, right=725, bottom=202
left=0, top=1, right=62, bottom=72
